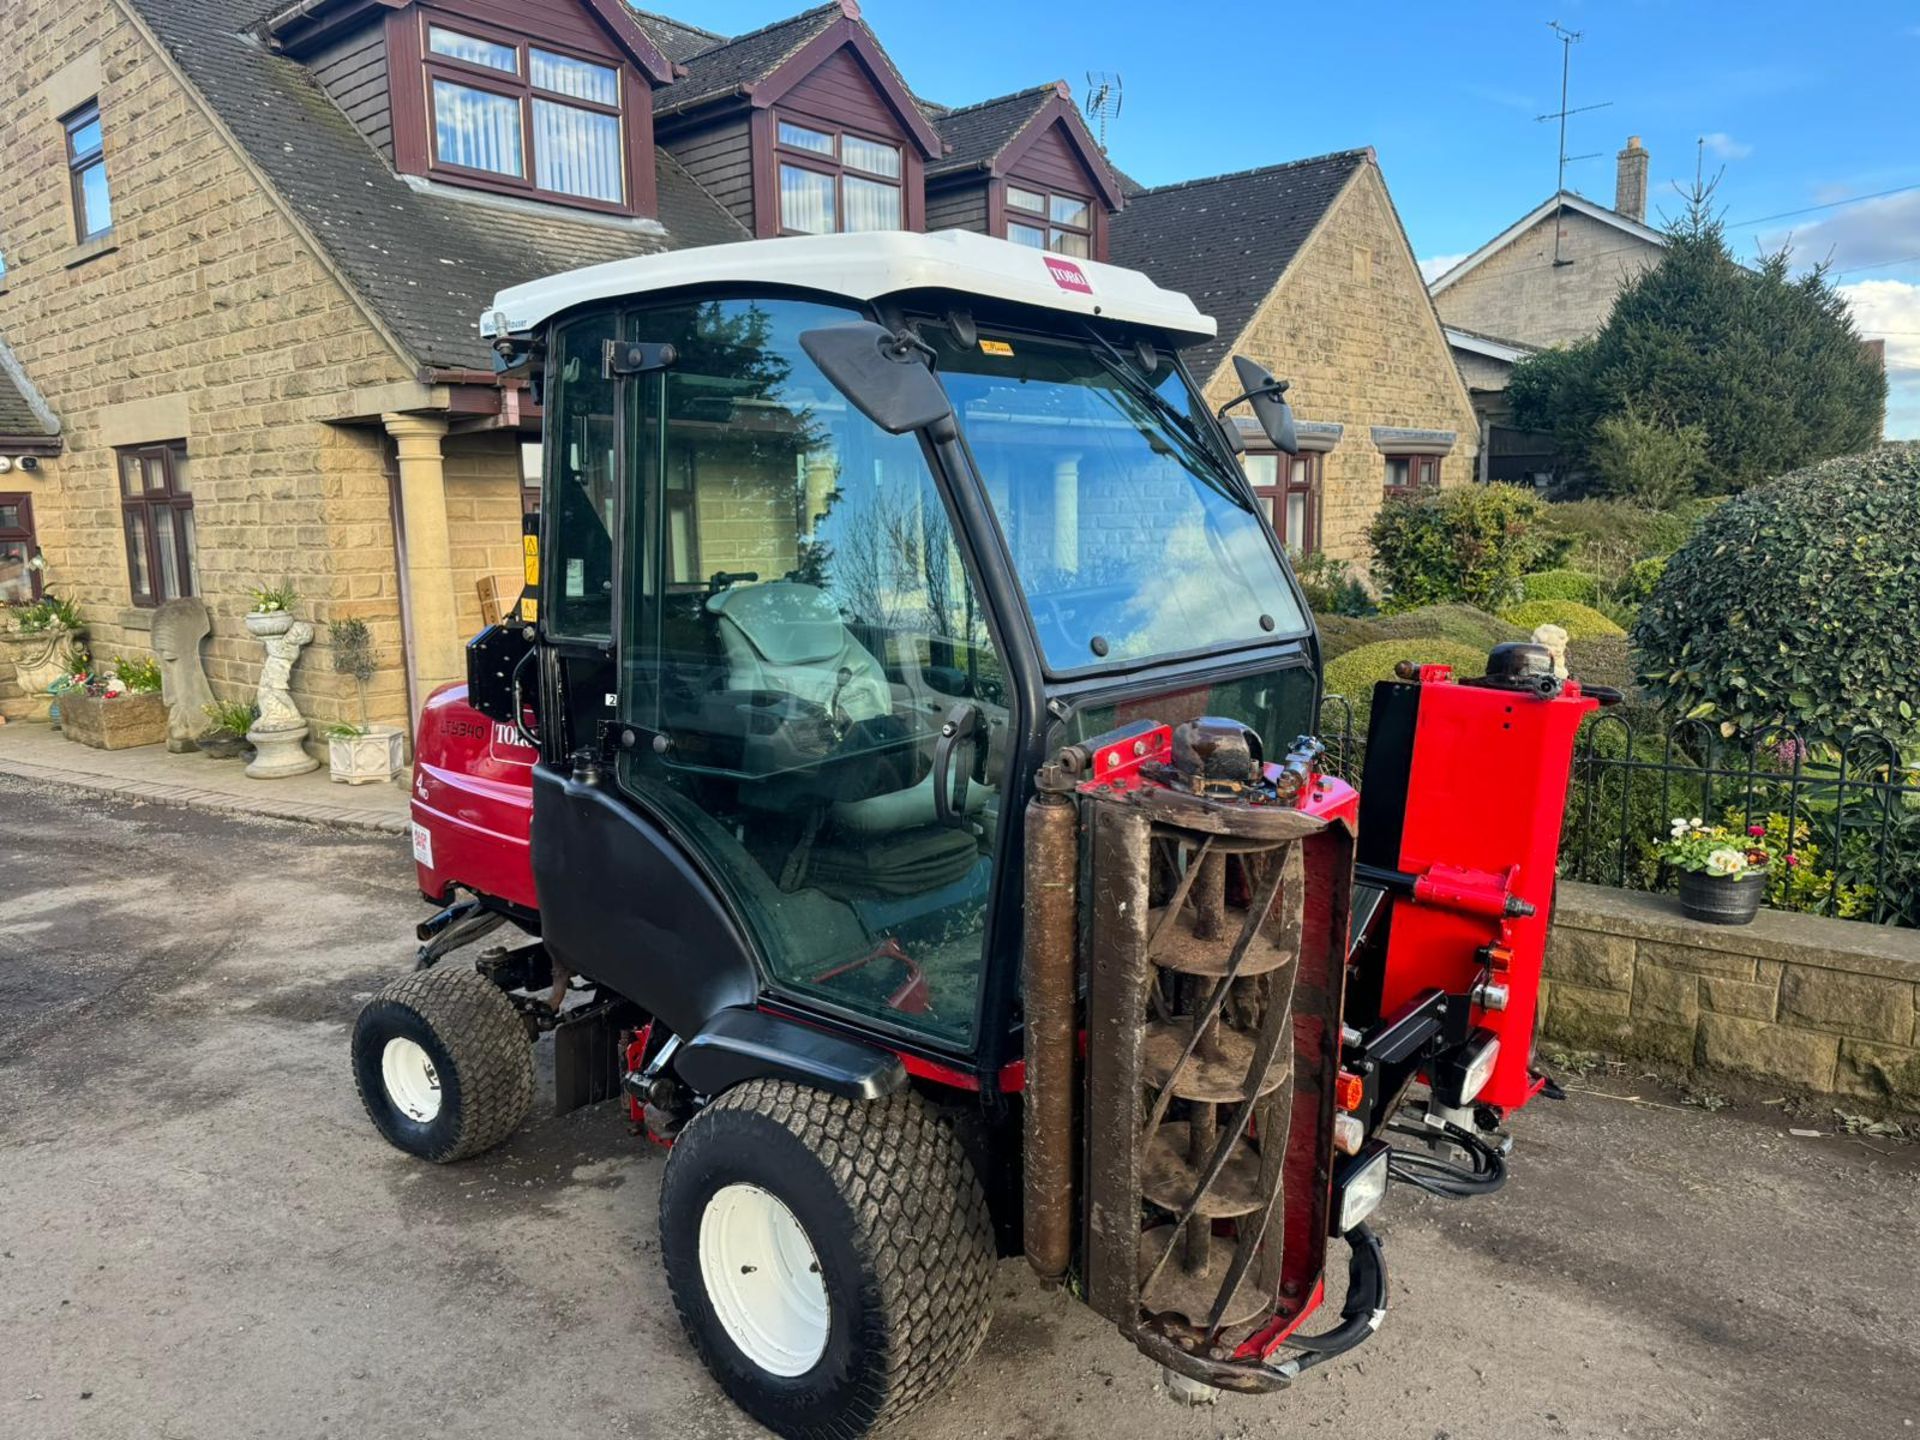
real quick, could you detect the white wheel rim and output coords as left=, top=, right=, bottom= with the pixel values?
left=698, top=1183, right=830, bottom=1376
left=381, top=1036, right=443, bottom=1123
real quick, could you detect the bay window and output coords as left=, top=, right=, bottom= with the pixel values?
left=1004, top=184, right=1091, bottom=257
left=776, top=117, right=903, bottom=234
left=423, top=19, right=627, bottom=207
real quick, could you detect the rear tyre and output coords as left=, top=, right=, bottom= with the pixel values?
left=351, top=964, right=534, bottom=1162
left=659, top=1079, right=995, bottom=1439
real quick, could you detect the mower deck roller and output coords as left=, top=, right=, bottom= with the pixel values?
left=1026, top=722, right=1356, bottom=1391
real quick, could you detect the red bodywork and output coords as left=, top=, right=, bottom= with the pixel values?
left=1370, top=670, right=1597, bottom=1112
left=410, top=684, right=539, bottom=912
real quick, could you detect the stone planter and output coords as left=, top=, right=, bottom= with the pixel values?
left=245, top=611, right=295, bottom=638
left=2, top=626, right=80, bottom=722
left=329, top=725, right=405, bottom=785
left=1677, top=869, right=1767, bottom=926
left=58, top=691, right=170, bottom=750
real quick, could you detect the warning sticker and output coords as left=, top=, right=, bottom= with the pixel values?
left=411, top=822, right=434, bottom=869
left=979, top=339, right=1015, bottom=357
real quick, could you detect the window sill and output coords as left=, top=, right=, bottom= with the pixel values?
left=64, top=235, right=119, bottom=270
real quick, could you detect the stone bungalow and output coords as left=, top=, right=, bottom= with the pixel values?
left=0, top=0, right=1471, bottom=739
left=1111, top=151, right=1480, bottom=567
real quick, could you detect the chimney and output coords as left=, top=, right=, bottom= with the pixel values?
left=1615, top=136, right=1648, bottom=223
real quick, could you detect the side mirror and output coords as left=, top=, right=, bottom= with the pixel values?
left=801, top=322, right=956, bottom=438
left=1229, top=355, right=1299, bottom=456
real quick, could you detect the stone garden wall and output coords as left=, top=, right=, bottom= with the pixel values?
left=1543, top=881, right=1920, bottom=1111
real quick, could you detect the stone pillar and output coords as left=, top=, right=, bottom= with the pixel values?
left=1052, top=453, right=1081, bottom=574
left=383, top=414, right=463, bottom=697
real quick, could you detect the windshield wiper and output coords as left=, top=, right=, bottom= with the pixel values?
left=1080, top=327, right=1249, bottom=502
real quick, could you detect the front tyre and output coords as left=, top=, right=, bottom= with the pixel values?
left=660, top=1079, right=995, bottom=1439
left=351, top=964, right=534, bottom=1162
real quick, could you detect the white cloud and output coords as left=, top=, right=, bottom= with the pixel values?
left=1701, top=132, right=1753, bottom=160
left=1762, top=190, right=1920, bottom=272
left=1420, top=252, right=1469, bottom=284
left=1838, top=279, right=1920, bottom=440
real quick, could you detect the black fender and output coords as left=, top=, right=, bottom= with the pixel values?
left=675, top=1007, right=908, bottom=1101
left=531, top=764, right=758, bottom=1039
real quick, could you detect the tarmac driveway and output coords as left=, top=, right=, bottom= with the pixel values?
left=2, top=774, right=1917, bottom=1439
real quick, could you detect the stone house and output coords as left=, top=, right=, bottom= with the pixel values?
left=1429, top=137, right=1667, bottom=483
left=1110, top=151, right=1480, bottom=568
left=0, top=0, right=1127, bottom=737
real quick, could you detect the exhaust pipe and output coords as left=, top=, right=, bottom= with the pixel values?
left=1023, top=775, right=1079, bottom=1282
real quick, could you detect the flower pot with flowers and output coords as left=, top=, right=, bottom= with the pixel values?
left=2, top=593, right=87, bottom=721
left=245, top=581, right=299, bottom=637
left=55, top=654, right=170, bottom=750
left=198, top=698, right=261, bottom=760
left=1660, top=817, right=1773, bottom=925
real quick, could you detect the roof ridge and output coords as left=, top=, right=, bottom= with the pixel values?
left=628, top=8, right=729, bottom=44
left=933, top=81, right=1063, bottom=118
left=675, top=1, right=841, bottom=61
left=1132, top=148, right=1372, bottom=197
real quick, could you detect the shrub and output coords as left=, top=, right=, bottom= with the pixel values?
left=1519, top=568, right=1599, bottom=604
left=1565, top=635, right=1635, bottom=695
left=1315, top=613, right=1386, bottom=661
left=1633, top=442, right=1920, bottom=744
left=1368, top=603, right=1527, bottom=653
left=1535, top=499, right=1711, bottom=589
left=1615, top=555, right=1667, bottom=606
left=1290, top=550, right=1374, bottom=617
left=1323, top=639, right=1490, bottom=728
left=204, top=698, right=260, bottom=737
left=1368, top=484, right=1548, bottom=612
left=1590, top=411, right=1708, bottom=509
left=1499, top=599, right=1626, bottom=639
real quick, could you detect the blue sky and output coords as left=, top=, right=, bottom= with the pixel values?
left=671, top=0, right=1920, bottom=436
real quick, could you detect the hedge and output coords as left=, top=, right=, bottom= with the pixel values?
left=1499, top=599, right=1627, bottom=639
left=1323, top=640, right=1490, bottom=727
left=1519, top=568, right=1600, bottom=604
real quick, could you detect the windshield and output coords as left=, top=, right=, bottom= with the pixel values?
left=937, top=332, right=1307, bottom=671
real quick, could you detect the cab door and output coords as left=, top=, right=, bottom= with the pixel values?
left=608, top=296, right=1018, bottom=1052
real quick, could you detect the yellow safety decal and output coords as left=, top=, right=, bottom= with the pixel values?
left=522, top=533, right=540, bottom=587
left=979, top=339, right=1015, bottom=357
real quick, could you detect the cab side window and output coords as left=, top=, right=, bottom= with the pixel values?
left=544, top=314, right=620, bottom=639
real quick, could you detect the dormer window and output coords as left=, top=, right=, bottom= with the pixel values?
left=775, top=117, right=903, bottom=234
left=1005, top=185, right=1091, bottom=257
left=421, top=18, right=628, bottom=206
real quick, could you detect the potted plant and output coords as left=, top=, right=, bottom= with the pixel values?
left=325, top=617, right=404, bottom=785
left=245, top=581, right=299, bottom=637
left=199, top=698, right=261, bottom=760
left=57, top=653, right=171, bottom=751
left=2, top=593, right=86, bottom=721
left=1660, top=817, right=1773, bottom=925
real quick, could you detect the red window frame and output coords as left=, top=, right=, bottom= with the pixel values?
left=117, top=441, right=197, bottom=608
left=773, top=113, right=905, bottom=235
left=416, top=11, right=632, bottom=214
left=1383, top=453, right=1442, bottom=498
left=1244, top=450, right=1321, bottom=554
left=1002, top=183, right=1093, bottom=257
left=0, top=493, right=39, bottom=604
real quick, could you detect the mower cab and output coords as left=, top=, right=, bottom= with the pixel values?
left=360, top=230, right=1604, bottom=1436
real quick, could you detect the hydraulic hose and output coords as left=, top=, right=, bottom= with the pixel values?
left=1384, top=1117, right=1508, bottom=1199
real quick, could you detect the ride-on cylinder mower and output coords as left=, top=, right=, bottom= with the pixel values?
left=349, top=230, right=1604, bottom=1437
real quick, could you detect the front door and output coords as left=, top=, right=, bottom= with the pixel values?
left=613, top=296, right=1014, bottom=1048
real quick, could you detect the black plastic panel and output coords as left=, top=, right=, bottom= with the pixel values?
left=675, top=1007, right=908, bottom=1101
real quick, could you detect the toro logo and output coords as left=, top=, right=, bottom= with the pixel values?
left=1044, top=257, right=1093, bottom=295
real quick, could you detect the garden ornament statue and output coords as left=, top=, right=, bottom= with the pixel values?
left=246, top=619, right=319, bottom=778
left=150, top=598, right=219, bottom=753
left=1531, top=623, right=1570, bottom=680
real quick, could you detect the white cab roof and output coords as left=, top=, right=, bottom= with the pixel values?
left=481, top=229, right=1216, bottom=346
